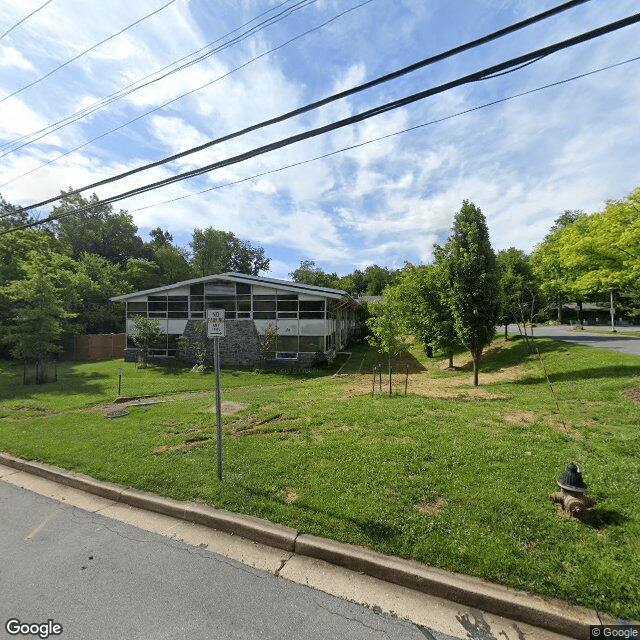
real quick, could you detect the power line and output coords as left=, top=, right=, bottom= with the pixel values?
left=0, top=0, right=55, bottom=42
left=0, top=0, right=374, bottom=188
left=0, top=0, right=179, bottom=105
left=7, top=14, right=640, bottom=233
left=128, top=56, right=640, bottom=214
left=4, top=51, right=637, bottom=233
left=0, top=0, right=316, bottom=153
left=13, top=0, right=599, bottom=213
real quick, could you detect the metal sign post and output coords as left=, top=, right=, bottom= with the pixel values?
left=207, top=310, right=225, bottom=481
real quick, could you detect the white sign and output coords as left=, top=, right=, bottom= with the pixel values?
left=206, top=309, right=226, bottom=338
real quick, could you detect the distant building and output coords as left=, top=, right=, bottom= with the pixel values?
left=110, top=272, right=358, bottom=367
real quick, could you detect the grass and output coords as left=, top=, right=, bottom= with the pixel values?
left=1, top=338, right=639, bottom=620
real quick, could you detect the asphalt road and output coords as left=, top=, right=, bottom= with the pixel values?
left=0, top=481, right=456, bottom=640
left=508, top=324, right=640, bottom=355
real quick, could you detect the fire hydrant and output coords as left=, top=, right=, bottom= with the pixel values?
left=549, top=463, right=595, bottom=519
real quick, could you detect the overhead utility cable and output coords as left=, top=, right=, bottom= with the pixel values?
left=129, top=56, right=640, bottom=214
left=0, top=0, right=55, bottom=42
left=13, top=0, right=595, bottom=211
left=10, top=12, right=640, bottom=231
left=4, top=53, right=636, bottom=229
left=0, top=0, right=370, bottom=177
left=0, top=0, right=317, bottom=151
left=0, top=0, right=179, bottom=104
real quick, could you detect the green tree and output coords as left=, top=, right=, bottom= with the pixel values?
left=1, top=251, right=77, bottom=381
left=73, top=253, right=127, bottom=333
left=388, top=262, right=461, bottom=367
left=439, top=201, right=500, bottom=386
left=53, top=189, right=145, bottom=265
left=496, top=248, right=537, bottom=338
left=190, top=227, right=270, bottom=276
left=151, top=243, right=193, bottom=285
left=124, top=258, right=162, bottom=292
left=128, top=316, right=164, bottom=367
left=530, top=210, right=586, bottom=323
left=365, top=298, right=406, bottom=393
left=289, top=260, right=339, bottom=288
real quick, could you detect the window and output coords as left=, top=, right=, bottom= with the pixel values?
left=168, top=296, right=188, bottom=318
left=127, top=301, right=147, bottom=318
left=253, top=294, right=276, bottom=319
left=276, top=335, right=298, bottom=352
left=148, top=295, right=167, bottom=318
left=299, top=300, right=325, bottom=319
left=299, top=336, right=324, bottom=352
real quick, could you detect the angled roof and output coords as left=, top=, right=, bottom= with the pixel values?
left=110, top=272, right=351, bottom=302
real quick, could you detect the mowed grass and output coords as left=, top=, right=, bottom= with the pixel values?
left=1, top=337, right=639, bottom=620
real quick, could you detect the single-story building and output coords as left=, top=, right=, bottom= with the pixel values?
left=110, top=272, right=358, bottom=367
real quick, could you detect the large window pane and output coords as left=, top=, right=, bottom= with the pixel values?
left=298, top=336, right=324, bottom=352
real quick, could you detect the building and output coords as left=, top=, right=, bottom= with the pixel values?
left=110, top=273, right=358, bottom=367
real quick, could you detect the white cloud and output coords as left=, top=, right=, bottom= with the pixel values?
left=0, top=46, right=35, bottom=71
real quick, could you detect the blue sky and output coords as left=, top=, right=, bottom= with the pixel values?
left=1, top=0, right=639, bottom=279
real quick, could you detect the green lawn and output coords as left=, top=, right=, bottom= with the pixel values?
left=1, top=338, right=639, bottom=620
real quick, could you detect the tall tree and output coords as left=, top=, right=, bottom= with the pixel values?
left=289, top=260, right=338, bottom=288
left=496, top=248, right=537, bottom=338
left=389, top=262, right=462, bottom=367
left=531, top=210, right=586, bottom=323
left=53, top=189, right=145, bottom=265
left=439, top=201, right=500, bottom=386
left=1, top=251, right=77, bottom=382
left=190, top=228, right=270, bottom=276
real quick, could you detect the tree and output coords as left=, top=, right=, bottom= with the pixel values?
left=53, top=189, right=145, bottom=265
left=530, top=210, right=586, bottom=323
left=439, top=201, right=500, bottom=386
left=1, top=251, right=76, bottom=382
left=128, top=316, right=164, bottom=367
left=365, top=298, right=406, bottom=394
left=496, top=248, right=537, bottom=338
left=289, top=260, right=338, bottom=288
left=363, top=264, right=397, bottom=295
left=388, top=262, right=462, bottom=367
left=190, top=227, right=270, bottom=276
left=149, top=227, right=173, bottom=246
left=73, top=253, right=127, bottom=333
left=151, top=243, right=193, bottom=285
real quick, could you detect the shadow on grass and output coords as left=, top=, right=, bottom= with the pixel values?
left=584, top=507, right=629, bottom=529
left=0, top=361, right=109, bottom=403
left=515, top=365, right=640, bottom=385
left=235, top=481, right=403, bottom=543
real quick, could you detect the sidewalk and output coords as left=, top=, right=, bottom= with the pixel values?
left=0, top=452, right=631, bottom=640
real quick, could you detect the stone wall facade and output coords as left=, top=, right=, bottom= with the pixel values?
left=178, top=319, right=263, bottom=368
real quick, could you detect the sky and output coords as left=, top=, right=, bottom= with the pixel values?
left=1, top=0, right=639, bottom=280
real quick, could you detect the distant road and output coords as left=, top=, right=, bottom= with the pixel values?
left=506, top=324, right=640, bottom=356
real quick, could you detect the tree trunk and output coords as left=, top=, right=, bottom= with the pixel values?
left=504, top=323, right=508, bottom=340
left=448, top=352, right=454, bottom=368
left=557, top=300, right=563, bottom=323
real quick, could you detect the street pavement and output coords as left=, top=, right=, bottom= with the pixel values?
left=0, top=480, right=457, bottom=640
left=507, top=324, right=640, bottom=355
left=0, top=464, right=576, bottom=640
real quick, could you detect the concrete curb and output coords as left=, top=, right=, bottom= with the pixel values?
left=0, top=451, right=627, bottom=639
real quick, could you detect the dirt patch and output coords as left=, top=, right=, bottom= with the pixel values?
left=341, top=368, right=513, bottom=400
left=624, top=388, right=640, bottom=403
left=282, top=488, right=298, bottom=504
left=153, top=437, right=211, bottom=454
left=417, top=496, right=445, bottom=514
left=503, top=411, right=540, bottom=425
left=207, top=402, right=248, bottom=415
